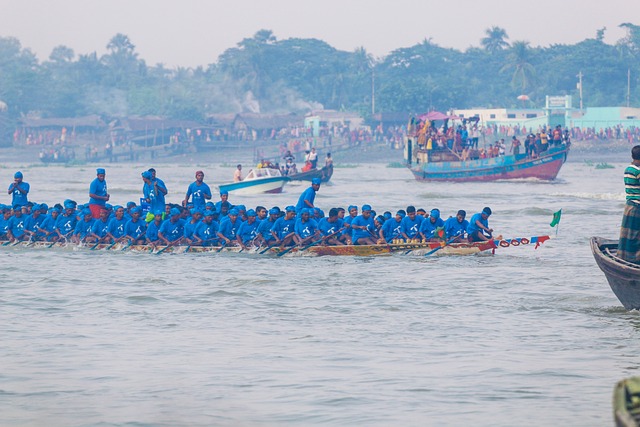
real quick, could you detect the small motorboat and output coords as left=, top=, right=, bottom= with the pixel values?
left=218, top=167, right=290, bottom=195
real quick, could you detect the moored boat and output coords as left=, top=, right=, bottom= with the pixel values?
left=218, top=167, right=290, bottom=195
left=590, top=237, right=640, bottom=310
left=288, top=164, right=333, bottom=183
left=613, top=376, right=640, bottom=427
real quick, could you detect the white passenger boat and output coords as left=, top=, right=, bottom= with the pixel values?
left=218, top=167, right=290, bottom=195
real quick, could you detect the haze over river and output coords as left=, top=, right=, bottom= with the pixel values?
left=0, top=150, right=636, bottom=426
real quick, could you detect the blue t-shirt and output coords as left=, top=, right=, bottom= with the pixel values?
left=56, top=213, right=78, bottom=235
left=295, top=187, right=316, bottom=212
left=74, top=218, right=95, bottom=238
left=381, top=218, right=403, bottom=242
left=0, top=215, right=11, bottom=237
left=294, top=218, right=319, bottom=239
left=218, top=216, right=241, bottom=240
left=467, top=213, right=489, bottom=235
left=146, top=221, right=162, bottom=242
left=124, top=218, right=146, bottom=239
left=186, top=182, right=212, bottom=209
left=91, top=218, right=111, bottom=238
left=38, top=214, right=58, bottom=234
left=89, top=178, right=108, bottom=207
left=8, top=214, right=27, bottom=238
left=318, top=217, right=344, bottom=236
left=143, top=178, right=167, bottom=213
left=24, top=213, right=45, bottom=233
left=444, top=217, right=469, bottom=238
left=159, top=218, right=186, bottom=242
left=237, top=219, right=261, bottom=243
left=9, top=182, right=29, bottom=207
left=271, top=216, right=296, bottom=240
left=183, top=220, right=201, bottom=239
left=257, top=218, right=277, bottom=242
left=419, top=217, right=445, bottom=239
left=195, top=220, right=219, bottom=242
left=108, top=217, right=127, bottom=238
left=401, top=215, right=423, bottom=239
left=351, top=215, right=375, bottom=241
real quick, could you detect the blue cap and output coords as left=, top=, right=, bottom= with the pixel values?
left=246, top=209, right=256, bottom=217
left=51, top=207, right=60, bottom=214
left=14, top=171, right=23, bottom=179
left=229, top=208, right=239, bottom=216
left=285, top=205, right=296, bottom=213
left=190, top=208, right=201, bottom=215
left=141, top=171, right=152, bottom=179
left=154, top=210, right=164, bottom=216
left=311, top=178, right=322, bottom=185
left=236, top=205, right=246, bottom=211
left=114, top=205, right=123, bottom=211
left=32, top=203, right=40, bottom=211
left=82, top=208, right=92, bottom=216
left=220, top=190, right=228, bottom=196
left=170, top=207, right=181, bottom=216
left=482, top=207, right=492, bottom=216
left=205, top=201, right=215, bottom=208
left=131, top=207, right=142, bottom=214
left=362, top=204, right=372, bottom=212
left=430, top=209, right=440, bottom=219
left=97, top=168, right=106, bottom=175
left=127, top=201, right=136, bottom=207
left=348, top=205, right=357, bottom=212
left=204, top=210, right=215, bottom=217
left=40, top=203, right=48, bottom=210
left=301, top=208, right=310, bottom=216
left=269, top=208, right=279, bottom=215
left=64, top=199, right=76, bottom=209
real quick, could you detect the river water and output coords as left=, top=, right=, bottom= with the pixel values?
left=0, top=154, right=635, bottom=426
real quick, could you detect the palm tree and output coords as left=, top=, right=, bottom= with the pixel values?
left=481, top=26, right=510, bottom=53
left=500, top=41, right=536, bottom=94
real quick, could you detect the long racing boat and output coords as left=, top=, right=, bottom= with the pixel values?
left=0, top=235, right=551, bottom=257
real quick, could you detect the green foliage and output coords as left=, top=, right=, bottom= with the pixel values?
left=0, top=26, right=639, bottom=121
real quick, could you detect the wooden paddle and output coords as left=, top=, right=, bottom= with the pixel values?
left=155, top=238, right=182, bottom=255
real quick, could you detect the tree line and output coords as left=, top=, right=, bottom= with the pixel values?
left=0, top=25, right=639, bottom=126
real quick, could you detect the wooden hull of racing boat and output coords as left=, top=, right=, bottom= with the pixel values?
left=0, top=236, right=549, bottom=257
left=408, top=145, right=569, bottom=182
left=590, top=236, right=640, bottom=310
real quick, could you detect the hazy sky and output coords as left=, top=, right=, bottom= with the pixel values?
left=1, top=0, right=639, bottom=68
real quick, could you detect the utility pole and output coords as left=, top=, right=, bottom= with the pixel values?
left=577, top=71, right=583, bottom=111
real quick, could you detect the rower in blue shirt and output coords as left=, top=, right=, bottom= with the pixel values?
left=270, top=205, right=297, bottom=248
left=24, top=203, right=46, bottom=240
left=106, top=206, right=128, bottom=243
left=89, top=208, right=112, bottom=243
left=295, top=178, right=321, bottom=212
left=217, top=208, right=242, bottom=246
left=183, top=209, right=202, bottom=244
left=8, top=171, right=29, bottom=207
left=467, top=207, right=494, bottom=242
left=318, top=208, right=348, bottom=245
left=194, top=210, right=219, bottom=246
left=7, top=205, right=27, bottom=242
left=55, top=200, right=78, bottom=241
left=73, top=209, right=96, bottom=243
left=145, top=210, right=164, bottom=247
left=380, top=210, right=405, bottom=243
left=37, top=208, right=60, bottom=241
left=444, top=210, right=469, bottom=242
left=236, top=209, right=261, bottom=249
left=124, top=207, right=147, bottom=244
left=351, top=204, right=377, bottom=245
left=294, top=208, right=320, bottom=245
left=159, top=207, right=186, bottom=244
left=400, top=206, right=423, bottom=241
left=419, top=208, right=445, bottom=241
left=255, top=208, right=279, bottom=247
left=0, top=205, right=12, bottom=240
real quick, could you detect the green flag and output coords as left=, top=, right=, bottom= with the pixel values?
left=550, top=209, right=562, bottom=227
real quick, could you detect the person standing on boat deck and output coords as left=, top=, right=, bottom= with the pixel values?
left=618, top=145, right=640, bottom=263
left=183, top=170, right=212, bottom=210
left=142, top=170, right=167, bottom=214
left=325, top=152, right=333, bottom=167
left=444, top=210, right=469, bottom=242
left=510, top=136, right=521, bottom=155
left=234, top=164, right=243, bottom=182
left=308, top=148, right=318, bottom=169
left=400, top=206, right=423, bottom=242
left=467, top=207, right=494, bottom=242
left=148, top=168, right=168, bottom=198
left=8, top=171, right=29, bottom=207
left=89, top=168, right=109, bottom=219
left=351, top=204, right=377, bottom=245
left=295, top=178, right=321, bottom=213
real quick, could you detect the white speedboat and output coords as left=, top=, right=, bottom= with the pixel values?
left=218, top=167, right=290, bottom=195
